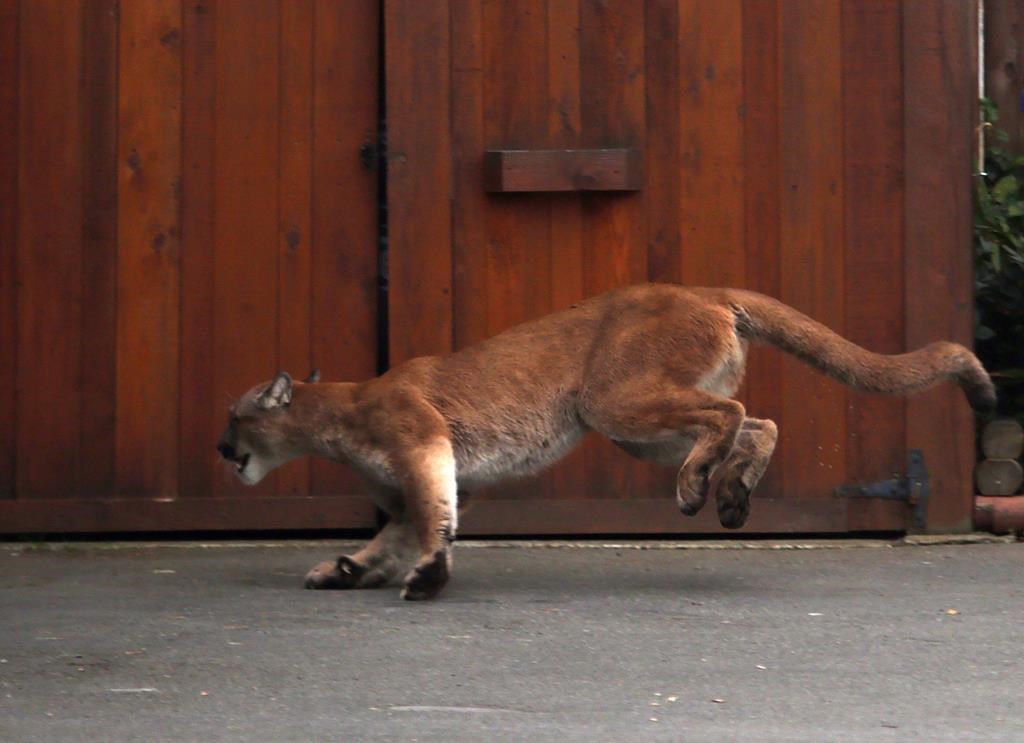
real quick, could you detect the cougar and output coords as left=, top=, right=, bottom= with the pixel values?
left=216, top=284, right=994, bottom=600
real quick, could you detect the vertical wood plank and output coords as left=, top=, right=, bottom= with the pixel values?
left=644, top=0, right=681, bottom=284
left=546, top=0, right=588, bottom=501
left=476, top=0, right=553, bottom=503
left=451, top=0, right=489, bottom=350
left=580, top=0, right=646, bottom=296
left=778, top=0, right=846, bottom=500
left=276, top=0, right=314, bottom=498
left=310, top=0, right=379, bottom=500
left=493, top=2, right=551, bottom=324
left=742, top=0, right=784, bottom=499
left=842, top=0, right=907, bottom=529
left=212, top=0, right=280, bottom=498
left=386, top=0, right=453, bottom=364
left=0, top=0, right=18, bottom=498
left=16, top=0, right=84, bottom=498
left=80, top=0, right=119, bottom=497
left=116, top=0, right=182, bottom=498
left=547, top=0, right=583, bottom=306
left=481, top=0, right=551, bottom=341
left=677, top=0, right=745, bottom=289
left=179, top=0, right=217, bottom=499
left=580, top=0, right=649, bottom=500
left=904, top=0, right=977, bottom=532
left=984, top=0, right=1022, bottom=152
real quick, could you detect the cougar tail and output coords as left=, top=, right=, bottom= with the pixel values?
left=724, top=289, right=996, bottom=412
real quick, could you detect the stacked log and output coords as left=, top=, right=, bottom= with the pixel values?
left=976, top=420, right=1024, bottom=496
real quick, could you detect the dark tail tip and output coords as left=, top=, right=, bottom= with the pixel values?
left=961, top=367, right=997, bottom=413
left=967, top=380, right=998, bottom=413
left=945, top=344, right=996, bottom=413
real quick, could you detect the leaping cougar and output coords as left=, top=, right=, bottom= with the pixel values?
left=216, top=284, right=994, bottom=600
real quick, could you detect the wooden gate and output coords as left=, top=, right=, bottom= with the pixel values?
left=386, top=0, right=979, bottom=535
left=0, top=0, right=380, bottom=532
left=1, top=0, right=978, bottom=535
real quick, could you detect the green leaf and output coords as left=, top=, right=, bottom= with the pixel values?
left=992, top=175, right=1019, bottom=202
left=974, top=98, right=1024, bottom=423
left=981, top=97, right=999, bottom=123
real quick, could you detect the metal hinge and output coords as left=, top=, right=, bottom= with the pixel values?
left=834, top=449, right=930, bottom=532
left=360, top=129, right=387, bottom=170
left=359, top=140, right=380, bottom=169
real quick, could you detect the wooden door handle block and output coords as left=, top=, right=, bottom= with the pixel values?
left=483, top=148, right=643, bottom=192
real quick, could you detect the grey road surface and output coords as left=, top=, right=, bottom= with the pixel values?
left=0, top=540, right=1021, bottom=742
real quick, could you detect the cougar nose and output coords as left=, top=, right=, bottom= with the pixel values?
left=217, top=441, right=236, bottom=461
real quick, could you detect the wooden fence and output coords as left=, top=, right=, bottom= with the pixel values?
left=986, top=0, right=1024, bottom=152
left=1, top=0, right=980, bottom=535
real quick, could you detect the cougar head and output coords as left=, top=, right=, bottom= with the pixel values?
left=216, top=370, right=318, bottom=485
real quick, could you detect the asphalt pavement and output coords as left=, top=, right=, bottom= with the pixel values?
left=1, top=538, right=1021, bottom=742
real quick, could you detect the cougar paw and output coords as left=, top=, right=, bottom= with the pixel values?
left=677, top=466, right=710, bottom=516
left=400, top=551, right=450, bottom=601
left=304, top=555, right=367, bottom=590
left=716, top=479, right=752, bottom=530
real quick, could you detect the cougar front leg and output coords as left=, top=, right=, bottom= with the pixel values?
left=396, top=440, right=459, bottom=601
left=710, top=417, right=778, bottom=529
left=304, top=517, right=418, bottom=590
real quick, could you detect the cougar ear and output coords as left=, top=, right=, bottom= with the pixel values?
left=303, top=369, right=320, bottom=383
left=257, top=372, right=293, bottom=410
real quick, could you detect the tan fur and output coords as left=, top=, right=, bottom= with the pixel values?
left=217, top=283, right=994, bottom=599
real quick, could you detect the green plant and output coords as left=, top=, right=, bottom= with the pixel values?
left=975, top=99, right=1024, bottom=425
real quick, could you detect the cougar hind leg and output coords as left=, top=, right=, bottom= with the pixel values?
left=613, top=437, right=696, bottom=466
left=582, top=385, right=746, bottom=518
left=709, top=417, right=778, bottom=529
left=304, top=515, right=419, bottom=590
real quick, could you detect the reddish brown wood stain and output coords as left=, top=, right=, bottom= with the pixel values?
left=741, top=0, right=783, bottom=501
left=309, top=0, right=379, bottom=502
left=0, top=0, right=20, bottom=499
left=116, top=0, right=182, bottom=499
left=842, top=0, right=907, bottom=530
left=80, top=0, right=119, bottom=501
left=212, top=0, right=279, bottom=500
left=17, top=0, right=85, bottom=498
left=482, top=148, right=642, bottom=192
left=276, top=0, right=315, bottom=499
left=1, top=1, right=979, bottom=535
left=904, top=1, right=978, bottom=532
left=3, top=0, right=379, bottom=529
left=387, top=0, right=978, bottom=534
left=178, top=0, right=217, bottom=502
left=777, top=0, right=846, bottom=502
